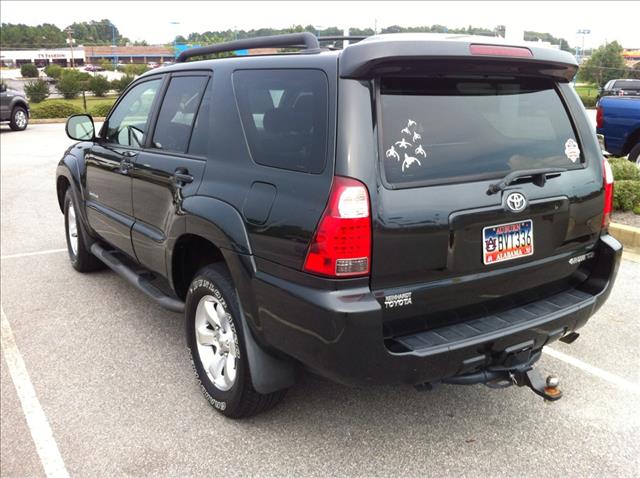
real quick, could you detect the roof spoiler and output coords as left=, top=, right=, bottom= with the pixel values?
left=177, top=32, right=321, bottom=62
left=339, top=37, right=579, bottom=82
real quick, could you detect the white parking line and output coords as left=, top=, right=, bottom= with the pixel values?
left=0, top=248, right=66, bottom=260
left=544, top=346, right=640, bottom=393
left=1, top=307, right=70, bottom=478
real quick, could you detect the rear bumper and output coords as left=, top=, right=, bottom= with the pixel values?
left=249, top=234, right=622, bottom=386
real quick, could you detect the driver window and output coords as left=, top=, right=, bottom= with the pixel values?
left=105, top=79, right=161, bottom=148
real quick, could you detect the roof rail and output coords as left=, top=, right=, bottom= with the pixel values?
left=176, top=32, right=320, bottom=63
left=317, top=36, right=367, bottom=43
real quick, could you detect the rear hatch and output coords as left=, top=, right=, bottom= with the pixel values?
left=370, top=70, right=604, bottom=337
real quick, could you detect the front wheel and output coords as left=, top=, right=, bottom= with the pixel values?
left=185, top=263, right=286, bottom=418
left=64, top=189, right=104, bottom=272
left=9, top=106, right=28, bottom=131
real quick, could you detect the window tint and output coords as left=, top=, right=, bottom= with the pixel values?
left=380, top=77, right=581, bottom=186
left=152, top=76, right=208, bottom=153
left=188, top=80, right=212, bottom=157
left=105, top=79, right=161, bottom=147
left=233, top=69, right=328, bottom=173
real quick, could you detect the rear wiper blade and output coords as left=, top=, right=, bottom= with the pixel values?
left=487, top=167, right=567, bottom=195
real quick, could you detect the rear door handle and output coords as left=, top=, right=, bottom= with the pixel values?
left=174, top=168, right=193, bottom=184
left=120, top=157, right=134, bottom=174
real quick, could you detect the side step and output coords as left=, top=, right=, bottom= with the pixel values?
left=90, top=243, right=185, bottom=313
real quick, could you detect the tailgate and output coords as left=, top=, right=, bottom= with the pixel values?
left=370, top=75, right=604, bottom=334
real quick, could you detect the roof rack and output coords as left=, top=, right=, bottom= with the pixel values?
left=176, top=32, right=320, bottom=63
left=317, top=36, right=367, bottom=43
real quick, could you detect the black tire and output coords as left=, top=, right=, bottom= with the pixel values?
left=63, top=189, right=104, bottom=272
left=628, top=142, right=640, bottom=167
left=185, top=263, right=286, bottom=418
left=9, top=106, right=28, bottom=131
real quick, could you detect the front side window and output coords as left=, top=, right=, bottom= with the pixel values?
left=380, top=76, right=582, bottom=187
left=233, top=69, right=328, bottom=173
left=152, top=76, right=208, bottom=153
left=105, top=79, right=161, bottom=147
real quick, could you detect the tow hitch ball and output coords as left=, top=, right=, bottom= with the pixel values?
left=512, top=368, right=563, bottom=401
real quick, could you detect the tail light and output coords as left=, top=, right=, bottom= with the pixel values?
left=602, top=158, right=614, bottom=229
left=303, top=176, right=371, bottom=277
left=469, top=44, right=533, bottom=58
left=596, top=105, right=604, bottom=129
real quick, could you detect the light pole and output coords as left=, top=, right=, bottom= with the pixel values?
left=109, top=22, right=118, bottom=68
left=576, top=29, right=591, bottom=63
left=170, top=21, right=180, bottom=60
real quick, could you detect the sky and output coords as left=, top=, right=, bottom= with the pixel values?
left=1, top=0, right=639, bottom=49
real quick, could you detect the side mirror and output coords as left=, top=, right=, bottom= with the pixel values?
left=0, top=83, right=6, bottom=92
left=66, top=114, right=95, bottom=141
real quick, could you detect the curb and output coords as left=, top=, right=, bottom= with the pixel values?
left=30, top=117, right=106, bottom=124
left=610, top=222, right=640, bottom=252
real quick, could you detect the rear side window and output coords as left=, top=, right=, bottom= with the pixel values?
left=613, top=80, right=640, bottom=90
left=233, top=69, right=328, bottom=173
left=379, top=77, right=582, bottom=187
left=152, top=76, right=208, bottom=153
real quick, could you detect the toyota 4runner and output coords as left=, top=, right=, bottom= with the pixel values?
left=57, top=33, right=622, bottom=418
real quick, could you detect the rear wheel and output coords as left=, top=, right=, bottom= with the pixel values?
left=628, top=143, right=640, bottom=167
left=64, top=189, right=104, bottom=272
left=185, top=263, right=286, bottom=418
left=9, top=106, right=28, bottom=131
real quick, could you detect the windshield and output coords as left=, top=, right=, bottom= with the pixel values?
left=613, top=80, right=640, bottom=90
left=379, top=76, right=582, bottom=187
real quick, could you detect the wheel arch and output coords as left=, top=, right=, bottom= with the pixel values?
left=622, top=126, right=640, bottom=155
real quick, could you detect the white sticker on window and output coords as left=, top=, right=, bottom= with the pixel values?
left=385, top=119, right=426, bottom=173
left=564, top=138, right=580, bottom=163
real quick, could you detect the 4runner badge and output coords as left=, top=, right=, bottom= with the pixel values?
left=384, top=292, right=412, bottom=308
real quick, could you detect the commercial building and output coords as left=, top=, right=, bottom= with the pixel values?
left=0, top=47, right=85, bottom=67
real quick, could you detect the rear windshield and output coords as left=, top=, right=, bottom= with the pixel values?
left=613, top=80, right=640, bottom=90
left=379, top=77, right=582, bottom=187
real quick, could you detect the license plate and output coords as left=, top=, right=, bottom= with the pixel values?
left=482, top=220, right=534, bottom=265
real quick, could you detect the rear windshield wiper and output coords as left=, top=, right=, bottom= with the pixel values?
left=487, top=167, right=567, bottom=195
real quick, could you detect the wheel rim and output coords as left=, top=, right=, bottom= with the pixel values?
left=14, top=110, right=27, bottom=128
left=67, top=202, right=78, bottom=256
left=194, top=295, right=238, bottom=391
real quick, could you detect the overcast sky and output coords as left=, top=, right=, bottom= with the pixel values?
left=1, top=1, right=639, bottom=49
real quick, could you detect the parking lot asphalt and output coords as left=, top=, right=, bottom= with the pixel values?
left=1, top=123, right=639, bottom=477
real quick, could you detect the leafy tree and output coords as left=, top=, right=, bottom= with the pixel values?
left=44, top=63, right=63, bottom=79
left=111, top=74, right=135, bottom=93
left=1, top=22, right=66, bottom=48
left=20, top=63, right=39, bottom=78
left=88, top=74, right=111, bottom=96
left=24, top=79, right=50, bottom=102
left=99, top=58, right=115, bottom=71
left=57, top=69, right=87, bottom=99
left=578, top=41, right=627, bottom=86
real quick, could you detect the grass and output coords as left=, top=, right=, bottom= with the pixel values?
left=36, top=95, right=117, bottom=110
left=575, top=84, right=599, bottom=107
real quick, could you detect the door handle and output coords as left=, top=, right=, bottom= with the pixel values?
left=122, top=150, right=138, bottom=158
left=174, top=168, right=194, bottom=184
left=119, top=157, right=134, bottom=175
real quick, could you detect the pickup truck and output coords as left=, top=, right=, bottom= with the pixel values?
left=596, top=96, right=640, bottom=165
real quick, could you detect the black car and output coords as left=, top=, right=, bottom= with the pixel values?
left=0, top=82, right=29, bottom=130
left=57, top=33, right=621, bottom=418
left=598, top=78, right=640, bottom=99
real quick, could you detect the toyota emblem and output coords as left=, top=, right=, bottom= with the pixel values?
left=504, top=191, right=527, bottom=213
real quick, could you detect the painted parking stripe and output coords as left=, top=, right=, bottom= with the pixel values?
left=1, top=307, right=70, bottom=478
left=544, top=346, right=640, bottom=393
left=0, top=248, right=66, bottom=260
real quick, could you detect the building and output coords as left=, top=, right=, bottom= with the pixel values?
left=0, top=45, right=175, bottom=67
left=84, top=45, right=174, bottom=65
left=0, top=47, right=85, bottom=67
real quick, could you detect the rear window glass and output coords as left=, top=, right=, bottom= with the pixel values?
left=613, top=80, right=640, bottom=90
left=379, top=77, right=582, bottom=187
left=233, top=69, right=328, bottom=173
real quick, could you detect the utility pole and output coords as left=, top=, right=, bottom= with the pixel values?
left=65, top=28, right=75, bottom=68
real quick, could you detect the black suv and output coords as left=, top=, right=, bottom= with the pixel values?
left=57, top=33, right=622, bottom=418
left=1, top=82, right=29, bottom=131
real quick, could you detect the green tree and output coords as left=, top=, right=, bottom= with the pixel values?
left=57, top=70, right=86, bottom=99
left=20, top=63, right=39, bottom=78
left=111, top=74, right=135, bottom=93
left=88, top=74, right=111, bottom=96
left=44, top=63, right=63, bottom=79
left=578, top=41, right=627, bottom=86
left=24, top=79, right=50, bottom=102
